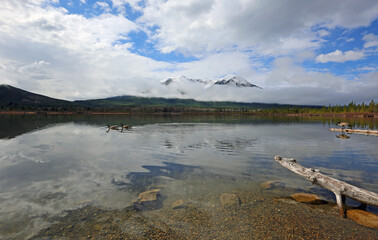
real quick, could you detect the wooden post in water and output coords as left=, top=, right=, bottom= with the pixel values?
left=274, top=155, right=378, bottom=218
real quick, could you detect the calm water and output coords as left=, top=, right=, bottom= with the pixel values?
left=0, top=115, right=377, bottom=239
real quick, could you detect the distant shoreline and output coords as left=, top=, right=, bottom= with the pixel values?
left=0, top=111, right=377, bottom=118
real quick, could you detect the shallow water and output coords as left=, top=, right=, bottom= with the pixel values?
left=0, top=114, right=377, bottom=239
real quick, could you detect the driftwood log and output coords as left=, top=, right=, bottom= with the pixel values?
left=329, top=128, right=378, bottom=136
left=274, top=155, right=378, bottom=217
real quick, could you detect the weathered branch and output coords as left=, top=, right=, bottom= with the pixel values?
left=329, top=128, right=378, bottom=136
left=274, top=155, right=378, bottom=217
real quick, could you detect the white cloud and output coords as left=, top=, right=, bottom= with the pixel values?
left=0, top=2, right=138, bottom=52
left=95, top=2, right=111, bottom=12
left=111, top=0, right=144, bottom=13
left=317, top=29, right=330, bottom=37
left=0, top=0, right=377, bottom=105
left=138, top=0, right=378, bottom=55
left=0, top=0, right=165, bottom=99
left=174, top=52, right=256, bottom=79
left=17, top=60, right=50, bottom=74
left=363, top=33, right=378, bottom=48
left=355, top=66, right=377, bottom=72
left=257, top=58, right=378, bottom=105
left=315, top=50, right=366, bottom=63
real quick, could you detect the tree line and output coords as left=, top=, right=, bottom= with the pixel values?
left=1, top=100, right=377, bottom=114
left=260, top=100, right=377, bottom=114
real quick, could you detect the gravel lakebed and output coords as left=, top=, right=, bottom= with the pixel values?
left=29, top=177, right=378, bottom=240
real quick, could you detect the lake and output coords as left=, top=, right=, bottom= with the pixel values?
left=0, top=114, right=377, bottom=239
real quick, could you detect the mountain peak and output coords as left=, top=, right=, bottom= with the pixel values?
left=222, top=74, right=238, bottom=80
left=214, top=75, right=262, bottom=89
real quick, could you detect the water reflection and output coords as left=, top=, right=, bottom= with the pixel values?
left=1, top=114, right=377, bottom=139
left=169, top=137, right=256, bottom=154
left=112, top=162, right=202, bottom=192
left=0, top=115, right=377, bottom=239
left=336, top=133, right=351, bottom=139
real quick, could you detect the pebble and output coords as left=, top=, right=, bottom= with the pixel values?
left=172, top=199, right=186, bottom=209
left=220, top=193, right=241, bottom=208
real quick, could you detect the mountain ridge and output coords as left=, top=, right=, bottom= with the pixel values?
left=0, top=84, right=71, bottom=106
left=0, top=84, right=320, bottom=111
left=161, top=75, right=262, bottom=89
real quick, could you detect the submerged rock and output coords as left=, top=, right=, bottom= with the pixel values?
left=220, top=193, right=241, bottom=208
left=172, top=199, right=186, bottom=209
left=133, top=189, right=161, bottom=210
left=111, top=177, right=128, bottom=186
left=261, top=180, right=285, bottom=190
left=290, top=193, right=324, bottom=204
left=347, top=209, right=378, bottom=229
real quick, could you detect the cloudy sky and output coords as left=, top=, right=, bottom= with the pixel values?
left=0, top=0, right=377, bottom=105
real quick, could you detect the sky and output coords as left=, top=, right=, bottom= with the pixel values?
left=0, top=0, right=377, bottom=105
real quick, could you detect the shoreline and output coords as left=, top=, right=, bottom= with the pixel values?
left=0, top=111, right=377, bottom=118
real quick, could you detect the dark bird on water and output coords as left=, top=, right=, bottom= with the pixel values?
left=120, top=123, right=131, bottom=130
left=337, top=122, right=351, bottom=129
left=107, top=124, right=120, bottom=130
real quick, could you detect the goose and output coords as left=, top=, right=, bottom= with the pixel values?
left=120, top=123, right=131, bottom=130
left=337, top=122, right=351, bottom=129
left=107, top=124, right=119, bottom=130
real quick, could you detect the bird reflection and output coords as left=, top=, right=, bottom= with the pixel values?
left=336, top=133, right=351, bottom=139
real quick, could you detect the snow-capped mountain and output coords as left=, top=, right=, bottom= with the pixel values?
left=213, top=75, right=262, bottom=88
left=161, top=75, right=262, bottom=89
left=160, top=75, right=207, bottom=85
